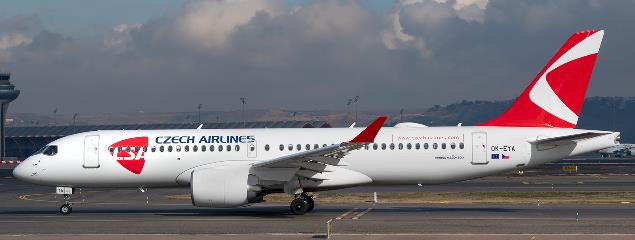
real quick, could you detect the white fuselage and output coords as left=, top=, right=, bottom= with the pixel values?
left=14, top=126, right=618, bottom=189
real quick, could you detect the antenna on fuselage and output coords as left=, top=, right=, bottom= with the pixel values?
left=196, top=124, right=204, bottom=130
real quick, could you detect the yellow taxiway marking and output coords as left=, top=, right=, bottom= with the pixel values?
left=335, top=207, right=358, bottom=220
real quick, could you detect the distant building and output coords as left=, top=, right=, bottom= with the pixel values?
left=4, top=121, right=331, bottom=159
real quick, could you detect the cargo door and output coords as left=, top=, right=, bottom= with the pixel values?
left=83, top=135, right=100, bottom=168
left=471, top=132, right=488, bottom=165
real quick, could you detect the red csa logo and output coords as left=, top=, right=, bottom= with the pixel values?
left=109, top=137, right=148, bottom=175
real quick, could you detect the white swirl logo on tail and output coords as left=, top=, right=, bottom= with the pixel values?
left=529, top=31, right=604, bottom=125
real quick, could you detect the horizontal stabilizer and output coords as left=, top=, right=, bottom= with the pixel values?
left=528, top=132, right=610, bottom=145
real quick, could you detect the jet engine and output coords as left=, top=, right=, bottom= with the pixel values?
left=190, top=166, right=262, bottom=208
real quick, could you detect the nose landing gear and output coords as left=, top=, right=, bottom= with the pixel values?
left=290, top=193, right=315, bottom=215
left=60, top=195, right=72, bottom=215
left=56, top=187, right=74, bottom=215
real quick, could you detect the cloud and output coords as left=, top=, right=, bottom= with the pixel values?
left=1, top=0, right=635, bottom=115
left=382, top=0, right=490, bottom=57
left=0, top=33, right=32, bottom=50
left=175, top=0, right=284, bottom=49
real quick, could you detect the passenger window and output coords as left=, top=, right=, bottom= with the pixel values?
left=109, top=146, right=115, bottom=154
left=265, top=144, right=270, bottom=151
left=176, top=145, right=182, bottom=152
left=433, top=143, right=438, bottom=149
left=279, top=144, right=284, bottom=151
left=219, top=145, right=223, bottom=152
left=126, top=146, right=131, bottom=153
left=441, top=143, right=446, bottom=149
left=235, top=145, right=240, bottom=151
left=450, top=142, right=456, bottom=149
left=373, top=143, right=378, bottom=150
left=459, top=142, right=465, bottom=149
left=305, top=144, right=310, bottom=150
left=424, top=143, right=429, bottom=149
left=151, top=146, right=156, bottom=152
left=296, top=144, right=301, bottom=151
left=168, top=146, right=173, bottom=152
left=210, top=145, right=215, bottom=152
left=365, top=145, right=369, bottom=150
left=322, top=144, right=327, bottom=147
left=201, top=145, right=206, bottom=152
left=227, top=145, right=231, bottom=152
left=288, top=144, right=293, bottom=151
left=142, top=146, right=147, bottom=152
left=193, top=145, right=198, bottom=152
left=398, top=143, right=403, bottom=150
left=42, top=145, right=58, bottom=156
left=314, top=144, right=319, bottom=149
left=134, top=146, right=139, bottom=152
left=407, top=143, right=412, bottom=150
left=381, top=143, right=386, bottom=150
left=184, top=145, right=189, bottom=152
left=415, top=143, right=420, bottom=150
left=389, top=143, right=395, bottom=150
left=160, top=146, right=164, bottom=152
left=118, top=146, right=123, bottom=152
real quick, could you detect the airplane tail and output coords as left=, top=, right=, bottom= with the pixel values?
left=479, top=30, right=604, bottom=128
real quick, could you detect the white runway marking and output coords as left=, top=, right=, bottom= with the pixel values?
left=335, top=208, right=358, bottom=220
left=352, top=206, right=373, bottom=220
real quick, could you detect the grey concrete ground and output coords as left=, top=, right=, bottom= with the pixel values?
left=1, top=170, right=635, bottom=239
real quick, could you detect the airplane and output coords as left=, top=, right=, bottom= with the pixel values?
left=598, top=144, right=635, bottom=158
left=13, top=29, right=618, bottom=215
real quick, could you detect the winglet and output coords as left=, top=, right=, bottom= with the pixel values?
left=350, top=115, right=388, bottom=143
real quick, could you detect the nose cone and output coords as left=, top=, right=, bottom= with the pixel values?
left=12, top=159, right=38, bottom=183
left=12, top=163, right=29, bottom=180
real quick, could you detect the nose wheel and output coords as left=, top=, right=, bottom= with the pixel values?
left=290, top=193, right=315, bottom=215
left=59, top=194, right=72, bottom=215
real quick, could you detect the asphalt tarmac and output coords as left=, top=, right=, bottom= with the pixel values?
left=1, top=170, right=635, bottom=239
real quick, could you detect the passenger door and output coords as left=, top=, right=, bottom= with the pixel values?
left=471, top=132, right=488, bottom=165
left=83, top=135, right=100, bottom=168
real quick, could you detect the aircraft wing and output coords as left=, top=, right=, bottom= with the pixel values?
left=251, top=116, right=387, bottom=181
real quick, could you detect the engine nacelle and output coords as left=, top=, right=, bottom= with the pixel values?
left=190, top=166, right=261, bottom=208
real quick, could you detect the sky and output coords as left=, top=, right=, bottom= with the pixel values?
left=1, top=0, right=634, bottom=114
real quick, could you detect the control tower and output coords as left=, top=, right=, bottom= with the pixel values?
left=0, top=72, right=20, bottom=160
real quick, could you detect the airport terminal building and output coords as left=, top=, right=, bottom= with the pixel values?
left=3, top=121, right=331, bottom=161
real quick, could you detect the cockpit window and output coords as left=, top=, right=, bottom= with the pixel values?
left=41, top=145, right=58, bottom=156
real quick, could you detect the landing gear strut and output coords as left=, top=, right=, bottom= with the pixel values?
left=290, top=193, right=314, bottom=215
left=60, top=194, right=72, bottom=215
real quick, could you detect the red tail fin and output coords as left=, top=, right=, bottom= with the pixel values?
left=479, top=30, right=604, bottom=128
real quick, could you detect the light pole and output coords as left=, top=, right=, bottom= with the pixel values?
left=53, top=108, right=58, bottom=125
left=72, top=113, right=78, bottom=133
left=346, top=98, right=352, bottom=124
left=197, top=104, right=202, bottom=124
left=400, top=108, right=404, bottom=122
left=353, top=96, right=359, bottom=124
left=240, top=97, right=246, bottom=128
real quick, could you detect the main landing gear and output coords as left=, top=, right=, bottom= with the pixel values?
left=290, top=193, right=314, bottom=215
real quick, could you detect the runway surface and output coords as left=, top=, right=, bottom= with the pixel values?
left=2, top=170, right=635, bottom=239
